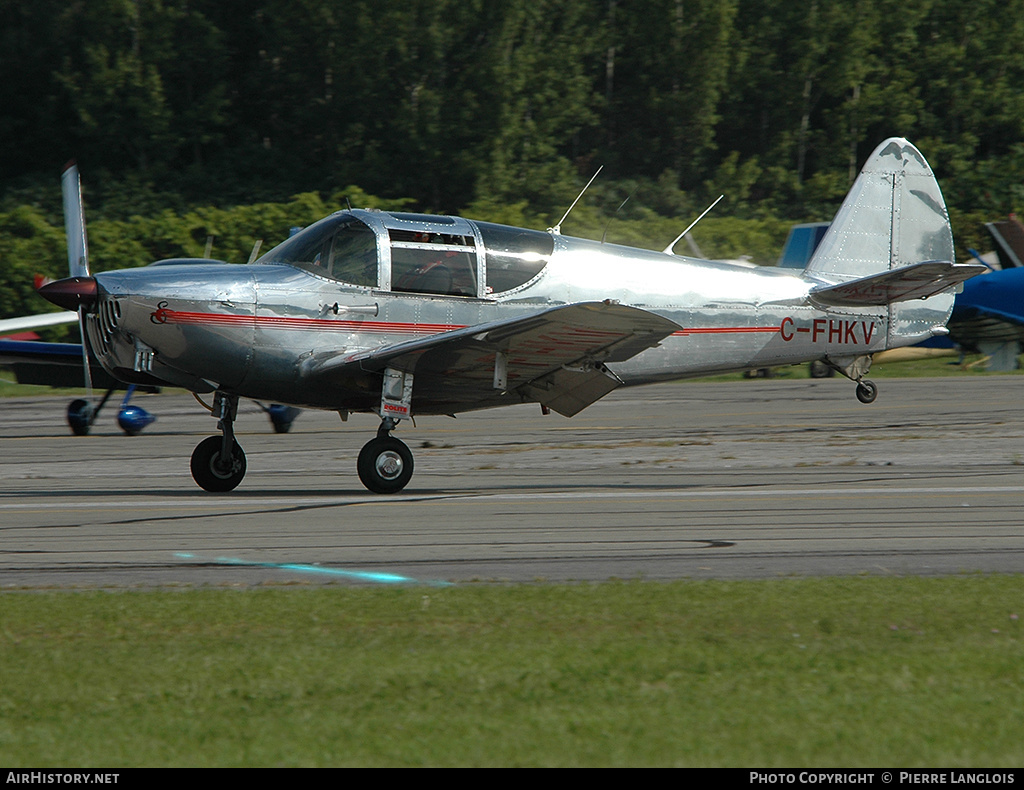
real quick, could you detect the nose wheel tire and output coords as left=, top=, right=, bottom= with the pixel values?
left=855, top=380, right=878, bottom=404
left=191, top=436, right=247, bottom=492
left=358, top=436, right=414, bottom=494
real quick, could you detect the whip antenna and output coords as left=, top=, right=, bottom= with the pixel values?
left=549, top=166, right=603, bottom=235
left=663, top=194, right=724, bottom=255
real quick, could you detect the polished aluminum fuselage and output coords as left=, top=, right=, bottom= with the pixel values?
left=84, top=229, right=950, bottom=415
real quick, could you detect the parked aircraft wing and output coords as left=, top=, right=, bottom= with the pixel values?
left=303, top=301, right=681, bottom=416
left=0, top=339, right=128, bottom=389
left=808, top=261, right=986, bottom=308
left=0, top=311, right=78, bottom=336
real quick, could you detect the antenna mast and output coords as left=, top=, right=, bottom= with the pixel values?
left=663, top=194, right=724, bottom=255
left=549, top=166, right=603, bottom=235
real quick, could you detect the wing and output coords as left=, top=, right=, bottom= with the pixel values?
left=0, top=339, right=165, bottom=389
left=809, top=261, right=986, bottom=307
left=0, top=311, right=78, bottom=335
left=303, top=301, right=680, bottom=417
left=0, top=339, right=117, bottom=388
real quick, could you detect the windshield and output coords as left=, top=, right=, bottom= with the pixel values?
left=257, top=213, right=378, bottom=287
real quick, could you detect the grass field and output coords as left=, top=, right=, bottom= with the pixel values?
left=1, top=577, right=1022, bottom=767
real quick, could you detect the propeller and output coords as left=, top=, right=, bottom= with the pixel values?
left=58, top=162, right=98, bottom=427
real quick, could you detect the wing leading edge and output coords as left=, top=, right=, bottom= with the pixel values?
left=303, top=301, right=681, bottom=417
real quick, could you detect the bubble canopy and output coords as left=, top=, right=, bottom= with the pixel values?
left=256, top=211, right=553, bottom=296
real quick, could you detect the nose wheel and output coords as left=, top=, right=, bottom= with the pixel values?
left=191, top=436, right=247, bottom=492
left=191, top=391, right=246, bottom=492
left=357, top=434, right=414, bottom=494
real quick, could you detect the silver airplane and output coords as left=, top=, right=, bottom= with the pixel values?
left=39, top=138, right=984, bottom=494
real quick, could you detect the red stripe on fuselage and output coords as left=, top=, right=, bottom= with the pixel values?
left=154, top=309, right=781, bottom=340
left=153, top=309, right=464, bottom=335
left=673, top=327, right=779, bottom=336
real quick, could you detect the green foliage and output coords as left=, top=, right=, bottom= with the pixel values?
left=0, top=206, right=67, bottom=319
left=1, top=0, right=1023, bottom=318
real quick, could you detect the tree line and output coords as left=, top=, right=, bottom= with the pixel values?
left=1, top=0, right=1023, bottom=322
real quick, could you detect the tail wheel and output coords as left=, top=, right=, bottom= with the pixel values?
left=357, top=436, right=414, bottom=494
left=191, top=436, right=247, bottom=492
left=855, top=380, right=878, bottom=404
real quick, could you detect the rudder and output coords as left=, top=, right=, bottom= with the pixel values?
left=804, top=138, right=954, bottom=283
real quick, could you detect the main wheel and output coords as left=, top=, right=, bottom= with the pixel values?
left=357, top=436, right=414, bottom=494
left=117, top=406, right=156, bottom=436
left=855, top=380, right=878, bottom=404
left=191, top=436, right=247, bottom=492
left=67, top=398, right=93, bottom=436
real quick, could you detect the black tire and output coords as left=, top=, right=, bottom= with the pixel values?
left=66, top=399, right=93, bottom=436
left=855, top=380, right=878, bottom=404
left=357, top=436, right=414, bottom=494
left=190, top=436, right=247, bottom=492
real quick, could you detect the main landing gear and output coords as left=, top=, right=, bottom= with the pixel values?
left=67, top=385, right=157, bottom=436
left=357, top=418, right=414, bottom=494
left=355, top=366, right=417, bottom=494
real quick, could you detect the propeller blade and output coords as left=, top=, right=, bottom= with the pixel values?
left=61, top=162, right=90, bottom=278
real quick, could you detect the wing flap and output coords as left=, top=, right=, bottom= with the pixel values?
left=303, top=301, right=680, bottom=415
left=809, top=261, right=986, bottom=307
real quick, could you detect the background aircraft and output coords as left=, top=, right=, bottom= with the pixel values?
left=37, top=139, right=983, bottom=494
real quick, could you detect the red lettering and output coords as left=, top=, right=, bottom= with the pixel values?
left=844, top=321, right=858, bottom=344
left=780, top=316, right=794, bottom=341
left=812, top=318, right=826, bottom=342
left=862, top=321, right=876, bottom=344
left=829, top=320, right=843, bottom=343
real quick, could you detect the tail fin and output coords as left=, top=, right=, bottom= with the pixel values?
left=804, top=138, right=953, bottom=283
left=61, top=161, right=90, bottom=278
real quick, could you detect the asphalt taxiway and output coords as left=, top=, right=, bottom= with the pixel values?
left=2, top=375, right=1023, bottom=587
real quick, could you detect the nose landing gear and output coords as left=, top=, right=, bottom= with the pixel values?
left=191, top=392, right=246, bottom=492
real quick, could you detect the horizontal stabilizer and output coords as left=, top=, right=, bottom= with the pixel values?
left=809, top=261, right=986, bottom=308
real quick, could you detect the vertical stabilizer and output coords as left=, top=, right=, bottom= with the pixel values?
left=61, top=161, right=90, bottom=278
left=804, top=138, right=953, bottom=283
